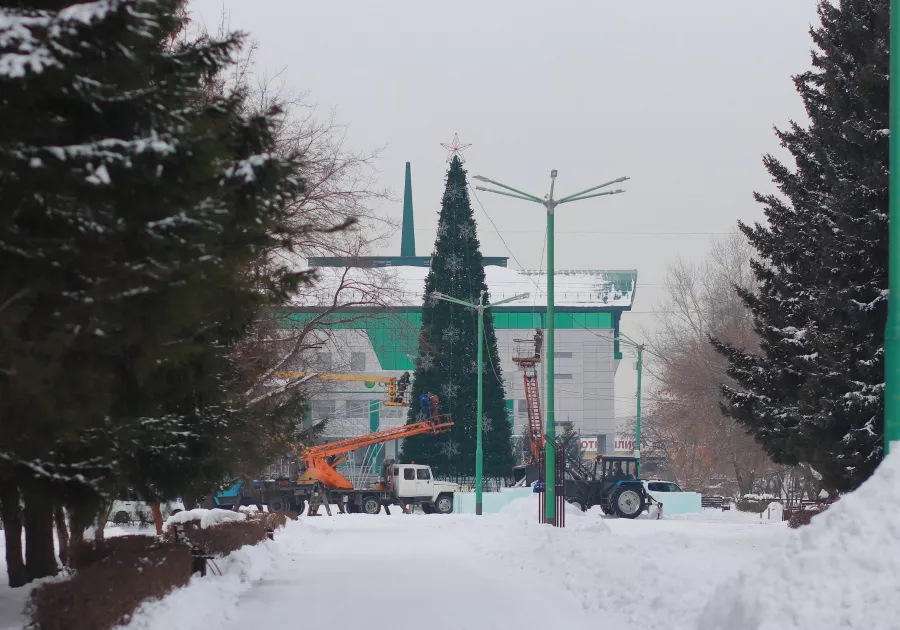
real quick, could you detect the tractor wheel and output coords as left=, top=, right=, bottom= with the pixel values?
left=566, top=498, right=585, bottom=512
left=361, top=495, right=382, bottom=515
left=434, top=494, right=454, bottom=514
left=612, top=487, right=645, bottom=519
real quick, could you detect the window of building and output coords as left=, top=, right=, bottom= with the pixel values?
left=346, top=400, right=368, bottom=418
left=554, top=374, right=573, bottom=380
left=597, top=435, right=608, bottom=454
left=311, top=400, right=335, bottom=420
left=350, top=352, right=366, bottom=372
left=554, top=352, right=573, bottom=358
left=416, top=468, right=431, bottom=480
left=518, top=399, right=528, bottom=414
left=314, top=351, right=332, bottom=371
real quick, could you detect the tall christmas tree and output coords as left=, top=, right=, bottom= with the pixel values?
left=400, top=154, right=514, bottom=477
left=712, top=0, right=887, bottom=492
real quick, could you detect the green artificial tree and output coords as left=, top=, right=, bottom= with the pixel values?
left=400, top=156, right=514, bottom=478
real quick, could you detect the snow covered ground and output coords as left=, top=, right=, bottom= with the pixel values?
left=21, top=493, right=898, bottom=629
left=93, top=502, right=784, bottom=630
left=6, top=460, right=898, bottom=630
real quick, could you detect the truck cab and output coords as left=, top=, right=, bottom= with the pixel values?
left=389, top=463, right=458, bottom=514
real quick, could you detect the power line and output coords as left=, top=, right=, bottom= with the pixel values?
left=414, top=229, right=730, bottom=236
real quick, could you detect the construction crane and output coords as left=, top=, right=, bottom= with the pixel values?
left=274, top=371, right=410, bottom=407
left=300, top=419, right=453, bottom=489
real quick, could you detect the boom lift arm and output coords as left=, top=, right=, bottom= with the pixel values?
left=301, top=420, right=453, bottom=490
left=274, top=371, right=409, bottom=406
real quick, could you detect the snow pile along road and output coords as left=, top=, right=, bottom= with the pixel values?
left=162, top=508, right=247, bottom=532
left=697, top=452, right=900, bottom=630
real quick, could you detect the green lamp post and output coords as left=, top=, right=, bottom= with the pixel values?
left=472, top=171, right=627, bottom=523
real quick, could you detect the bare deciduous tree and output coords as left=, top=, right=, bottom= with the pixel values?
left=644, top=232, right=775, bottom=494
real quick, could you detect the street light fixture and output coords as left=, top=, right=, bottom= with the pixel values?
left=431, top=290, right=529, bottom=515
left=472, top=170, right=628, bottom=524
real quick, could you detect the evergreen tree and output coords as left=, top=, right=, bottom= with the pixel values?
left=400, top=157, right=514, bottom=477
left=712, top=0, right=888, bottom=492
left=0, top=0, right=303, bottom=582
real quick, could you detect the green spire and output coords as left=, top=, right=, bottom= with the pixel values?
left=400, top=162, right=416, bottom=257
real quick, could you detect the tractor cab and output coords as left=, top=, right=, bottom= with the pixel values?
left=599, top=457, right=639, bottom=482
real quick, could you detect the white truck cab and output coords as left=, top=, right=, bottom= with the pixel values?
left=391, top=463, right=458, bottom=514
left=110, top=498, right=185, bottom=526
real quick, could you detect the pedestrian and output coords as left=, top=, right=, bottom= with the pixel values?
left=534, top=328, right=543, bottom=359
left=428, top=392, right=440, bottom=422
left=419, top=392, right=431, bottom=421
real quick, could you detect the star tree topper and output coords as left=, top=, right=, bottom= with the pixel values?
left=441, top=133, right=472, bottom=163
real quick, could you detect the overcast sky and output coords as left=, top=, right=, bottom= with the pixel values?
left=189, top=0, right=821, bottom=419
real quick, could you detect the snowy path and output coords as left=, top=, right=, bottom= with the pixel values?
left=119, top=500, right=788, bottom=630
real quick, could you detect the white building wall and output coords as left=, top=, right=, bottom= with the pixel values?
left=305, top=326, right=620, bottom=456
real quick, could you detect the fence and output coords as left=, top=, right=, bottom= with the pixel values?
left=436, top=476, right=515, bottom=493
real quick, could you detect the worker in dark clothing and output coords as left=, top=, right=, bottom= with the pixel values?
left=534, top=328, right=543, bottom=359
left=428, top=392, right=440, bottom=422
left=419, top=392, right=431, bottom=421
left=396, top=371, right=410, bottom=403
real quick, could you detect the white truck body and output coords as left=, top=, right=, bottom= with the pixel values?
left=110, top=498, right=185, bottom=525
left=391, top=463, right=458, bottom=513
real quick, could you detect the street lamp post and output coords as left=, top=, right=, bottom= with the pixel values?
left=472, top=171, right=628, bottom=523
left=633, top=344, right=644, bottom=475
left=886, top=0, right=900, bottom=455
left=613, top=331, right=645, bottom=475
left=431, top=290, right=529, bottom=515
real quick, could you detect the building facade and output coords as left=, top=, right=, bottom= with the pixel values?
left=285, top=163, right=637, bottom=470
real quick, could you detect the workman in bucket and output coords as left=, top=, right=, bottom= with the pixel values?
left=428, top=392, right=440, bottom=422
left=419, top=392, right=431, bottom=421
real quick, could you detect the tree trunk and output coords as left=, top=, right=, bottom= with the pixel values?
left=0, top=480, right=27, bottom=587
left=151, top=503, right=164, bottom=535
left=23, top=486, right=59, bottom=581
left=94, top=501, right=112, bottom=541
left=67, top=500, right=92, bottom=552
left=181, top=493, right=198, bottom=511
left=54, top=504, right=69, bottom=567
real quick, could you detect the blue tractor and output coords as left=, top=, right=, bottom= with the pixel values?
left=565, top=456, right=650, bottom=518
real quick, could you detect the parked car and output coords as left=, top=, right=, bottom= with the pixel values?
left=110, top=498, right=185, bottom=526
left=642, top=480, right=684, bottom=494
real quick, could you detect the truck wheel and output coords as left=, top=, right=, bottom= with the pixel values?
left=291, top=501, right=304, bottom=514
left=421, top=503, right=434, bottom=514
left=612, top=487, right=645, bottom=519
left=434, top=494, right=453, bottom=514
left=267, top=497, right=288, bottom=513
left=361, top=495, right=382, bottom=515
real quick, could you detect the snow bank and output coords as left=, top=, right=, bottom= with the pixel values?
left=697, top=452, right=900, bottom=630
left=497, top=493, right=593, bottom=525
left=121, top=523, right=287, bottom=630
left=162, top=508, right=247, bottom=532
